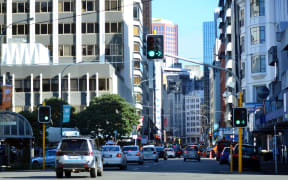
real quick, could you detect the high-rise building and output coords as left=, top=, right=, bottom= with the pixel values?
left=0, top=0, right=145, bottom=112
left=203, top=21, right=216, bottom=135
left=152, top=18, right=178, bottom=67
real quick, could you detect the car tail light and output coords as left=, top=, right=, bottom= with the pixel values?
left=184, top=151, right=187, bottom=154
left=84, top=164, right=89, bottom=167
left=197, top=151, right=200, bottom=154
left=233, top=154, right=238, bottom=158
left=251, top=155, right=258, bottom=160
left=221, top=152, right=224, bottom=156
left=136, top=152, right=140, bottom=156
left=58, top=164, right=64, bottom=168
left=56, top=151, right=63, bottom=156
left=153, top=152, right=157, bottom=154
left=172, top=150, right=174, bottom=153
left=87, top=152, right=93, bottom=156
left=116, top=153, right=122, bottom=157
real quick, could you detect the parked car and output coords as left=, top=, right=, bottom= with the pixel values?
left=142, top=145, right=159, bottom=162
left=219, top=147, right=230, bottom=164
left=184, top=145, right=201, bottom=162
left=229, top=144, right=260, bottom=171
left=55, top=137, right=104, bottom=178
left=155, top=146, right=168, bottom=160
left=165, top=148, right=176, bottom=158
left=123, top=145, right=144, bottom=165
left=102, top=145, right=127, bottom=170
left=32, top=149, right=56, bottom=168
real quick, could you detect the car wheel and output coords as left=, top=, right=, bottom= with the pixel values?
left=97, top=161, right=104, bottom=176
left=164, top=157, right=168, bottom=160
left=184, top=158, right=186, bottom=162
left=90, top=168, right=97, bottom=178
left=32, top=161, right=40, bottom=169
left=138, top=160, right=144, bottom=165
left=65, top=171, right=71, bottom=178
left=56, top=168, right=63, bottom=178
left=120, top=163, right=127, bottom=170
left=155, top=158, right=159, bottom=162
left=198, top=158, right=200, bottom=162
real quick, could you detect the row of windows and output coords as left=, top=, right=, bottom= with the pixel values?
left=14, top=77, right=110, bottom=92
left=187, top=122, right=200, bottom=126
left=58, top=44, right=100, bottom=57
left=153, top=26, right=177, bottom=33
left=186, top=128, right=200, bottom=133
left=10, top=22, right=122, bottom=35
left=105, top=0, right=122, bottom=11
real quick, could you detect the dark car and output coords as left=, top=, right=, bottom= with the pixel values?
left=175, top=148, right=183, bottom=158
left=155, top=146, right=168, bottom=160
left=219, top=147, right=230, bottom=164
left=184, top=145, right=201, bottom=162
left=231, top=144, right=260, bottom=171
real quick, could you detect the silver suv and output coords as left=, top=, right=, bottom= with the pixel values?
left=55, top=137, right=103, bottom=178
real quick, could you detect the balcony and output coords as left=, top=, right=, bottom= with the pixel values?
left=226, top=25, right=231, bottom=35
left=268, top=46, right=278, bottom=66
left=225, top=42, right=232, bottom=53
left=225, top=8, right=231, bottom=19
left=225, top=59, right=233, bottom=69
left=225, top=76, right=235, bottom=89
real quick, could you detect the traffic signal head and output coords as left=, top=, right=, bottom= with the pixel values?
left=38, top=106, right=51, bottom=123
left=232, top=108, right=247, bottom=127
left=146, top=35, right=164, bottom=59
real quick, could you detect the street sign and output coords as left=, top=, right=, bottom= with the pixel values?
left=62, top=105, right=71, bottom=123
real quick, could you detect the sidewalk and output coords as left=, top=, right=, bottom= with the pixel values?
left=260, top=160, right=288, bottom=174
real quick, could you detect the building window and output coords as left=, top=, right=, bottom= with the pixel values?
left=134, top=76, right=141, bottom=85
left=82, top=44, right=98, bottom=56
left=35, top=24, right=53, bottom=35
left=59, top=0, right=75, bottom=12
left=134, top=43, right=140, bottom=52
left=250, top=26, right=265, bottom=45
left=133, top=26, right=140, bottom=36
left=51, top=77, right=59, bottom=91
left=89, top=76, right=96, bottom=91
left=82, top=0, right=98, bottom=12
left=59, top=45, right=75, bottom=57
left=70, top=78, right=78, bottom=91
left=239, top=9, right=244, bottom=27
left=15, top=80, right=24, bottom=92
left=110, top=44, right=122, bottom=55
left=105, top=0, right=122, bottom=11
left=133, top=3, right=140, bottom=20
left=0, top=3, right=6, bottom=14
left=82, top=23, right=99, bottom=33
left=255, top=86, right=267, bottom=103
left=58, top=23, right=75, bottom=34
left=35, top=1, right=52, bottom=13
left=105, top=22, right=122, bottom=33
left=251, top=55, right=266, bottom=73
left=250, top=0, right=265, bottom=17
left=12, top=24, right=30, bottom=35
left=240, top=36, right=245, bottom=54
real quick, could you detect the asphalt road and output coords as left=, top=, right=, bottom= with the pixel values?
left=0, top=158, right=287, bottom=180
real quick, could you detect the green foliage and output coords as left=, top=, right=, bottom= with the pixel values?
left=77, top=94, right=139, bottom=139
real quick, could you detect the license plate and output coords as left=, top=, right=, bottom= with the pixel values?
left=104, top=154, right=112, bottom=158
left=69, top=156, right=80, bottom=159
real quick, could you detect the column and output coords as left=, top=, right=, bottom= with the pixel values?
left=30, top=74, right=34, bottom=111
left=58, top=73, right=61, bottom=98
left=76, top=0, right=82, bottom=63
left=99, top=0, right=105, bottom=63
left=96, top=72, right=99, bottom=97
left=53, top=0, right=59, bottom=63
left=6, top=0, right=12, bottom=40
left=2, top=74, right=6, bottom=85
left=86, top=73, right=90, bottom=106
left=40, top=73, right=43, bottom=103
left=29, top=0, right=35, bottom=43
left=12, top=74, right=15, bottom=112
left=68, top=73, right=71, bottom=104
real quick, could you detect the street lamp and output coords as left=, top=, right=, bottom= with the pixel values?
left=0, top=17, right=34, bottom=84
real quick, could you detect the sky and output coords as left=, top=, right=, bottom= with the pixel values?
left=152, top=0, right=218, bottom=65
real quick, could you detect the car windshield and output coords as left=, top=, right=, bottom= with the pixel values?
left=123, top=147, right=138, bottom=151
left=102, top=146, right=120, bottom=152
left=143, top=147, right=154, bottom=152
left=60, top=139, right=88, bottom=151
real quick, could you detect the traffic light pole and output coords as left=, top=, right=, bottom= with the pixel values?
left=165, top=54, right=243, bottom=173
left=42, top=102, right=46, bottom=170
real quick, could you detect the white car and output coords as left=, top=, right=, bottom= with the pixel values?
left=142, top=145, right=159, bottom=162
left=102, top=145, right=127, bottom=170
left=165, top=148, right=176, bottom=158
left=123, top=146, right=144, bottom=165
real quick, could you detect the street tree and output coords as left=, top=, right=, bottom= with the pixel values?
left=77, top=94, right=139, bottom=139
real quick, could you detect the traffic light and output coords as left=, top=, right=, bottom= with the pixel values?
left=38, top=106, right=51, bottom=123
left=232, top=108, right=247, bottom=127
left=146, top=34, right=164, bottom=59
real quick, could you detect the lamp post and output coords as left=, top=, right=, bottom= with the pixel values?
left=0, top=17, right=34, bottom=84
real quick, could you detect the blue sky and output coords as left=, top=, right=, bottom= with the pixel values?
left=152, top=0, right=218, bottom=65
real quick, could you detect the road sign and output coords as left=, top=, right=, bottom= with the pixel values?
left=62, top=105, right=71, bottom=123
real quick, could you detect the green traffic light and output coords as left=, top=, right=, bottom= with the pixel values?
left=242, top=120, right=246, bottom=125
left=148, top=50, right=155, bottom=57
left=156, top=51, right=162, bottom=57
left=236, top=120, right=240, bottom=125
left=44, top=116, right=49, bottom=121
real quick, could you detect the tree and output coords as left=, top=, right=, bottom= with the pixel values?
left=77, top=94, right=139, bottom=139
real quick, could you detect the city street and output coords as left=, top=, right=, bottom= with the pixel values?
left=0, top=158, right=287, bottom=180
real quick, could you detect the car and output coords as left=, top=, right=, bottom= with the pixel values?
left=175, top=148, right=183, bottom=158
left=165, top=148, right=176, bottom=158
left=206, top=146, right=216, bottom=158
left=184, top=145, right=201, bottom=162
left=219, top=147, right=230, bottom=164
left=55, top=137, right=104, bottom=178
left=230, top=144, right=260, bottom=171
left=142, top=145, right=159, bottom=162
left=155, top=146, right=168, bottom=160
left=32, top=149, right=56, bottom=168
left=123, top=145, right=144, bottom=165
left=102, top=145, right=127, bottom=170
